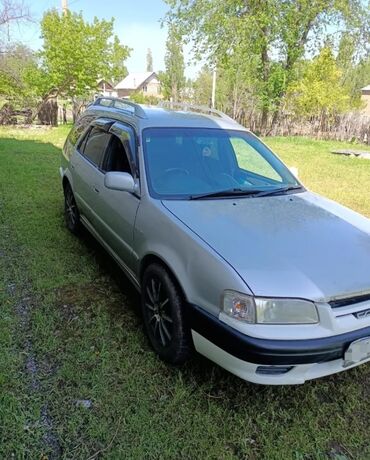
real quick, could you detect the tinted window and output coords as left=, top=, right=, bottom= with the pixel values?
left=102, top=135, right=131, bottom=173
left=81, top=127, right=111, bottom=166
left=68, top=116, right=93, bottom=146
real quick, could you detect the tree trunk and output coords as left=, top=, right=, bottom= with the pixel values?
left=31, top=89, right=59, bottom=124
left=72, top=99, right=79, bottom=123
left=38, top=97, right=58, bottom=126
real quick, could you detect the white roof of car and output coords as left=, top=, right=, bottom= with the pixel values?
left=115, top=72, right=156, bottom=90
left=361, top=85, right=370, bottom=91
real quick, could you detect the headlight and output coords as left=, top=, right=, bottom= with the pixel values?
left=222, top=290, right=319, bottom=324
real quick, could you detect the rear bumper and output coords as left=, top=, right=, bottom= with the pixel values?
left=189, top=304, right=370, bottom=383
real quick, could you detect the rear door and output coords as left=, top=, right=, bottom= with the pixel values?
left=70, top=118, right=113, bottom=230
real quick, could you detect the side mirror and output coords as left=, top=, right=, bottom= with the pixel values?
left=104, top=171, right=135, bottom=193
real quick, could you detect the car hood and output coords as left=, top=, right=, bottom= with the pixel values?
left=162, top=191, right=370, bottom=302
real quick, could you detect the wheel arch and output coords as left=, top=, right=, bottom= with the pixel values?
left=139, top=254, right=188, bottom=302
left=62, top=175, right=71, bottom=191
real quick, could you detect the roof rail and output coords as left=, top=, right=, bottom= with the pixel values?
left=88, top=96, right=147, bottom=119
left=158, top=101, right=234, bottom=122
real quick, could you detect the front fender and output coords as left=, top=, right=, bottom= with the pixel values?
left=134, top=199, right=251, bottom=317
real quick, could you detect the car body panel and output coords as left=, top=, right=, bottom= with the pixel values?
left=133, top=198, right=250, bottom=317
left=162, top=191, right=370, bottom=302
left=90, top=184, right=140, bottom=269
left=70, top=150, right=105, bottom=227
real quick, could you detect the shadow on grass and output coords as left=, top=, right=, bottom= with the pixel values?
left=0, top=136, right=62, bottom=156
left=79, top=226, right=141, bottom=314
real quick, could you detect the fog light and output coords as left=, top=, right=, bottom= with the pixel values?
left=256, top=366, right=294, bottom=375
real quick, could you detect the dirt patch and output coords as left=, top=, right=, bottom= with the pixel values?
left=10, top=284, right=62, bottom=458
left=55, top=277, right=140, bottom=325
left=327, top=441, right=353, bottom=459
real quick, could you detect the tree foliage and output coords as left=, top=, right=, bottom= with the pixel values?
left=161, top=25, right=185, bottom=101
left=28, top=9, right=130, bottom=100
left=286, top=46, right=351, bottom=119
left=337, top=32, right=370, bottom=105
left=0, top=43, right=34, bottom=98
left=0, top=0, right=32, bottom=101
left=165, top=0, right=370, bottom=126
left=192, top=65, right=213, bottom=106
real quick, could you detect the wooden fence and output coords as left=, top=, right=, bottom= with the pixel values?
left=237, top=111, right=370, bottom=144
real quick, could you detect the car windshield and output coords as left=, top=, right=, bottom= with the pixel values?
left=143, top=127, right=300, bottom=199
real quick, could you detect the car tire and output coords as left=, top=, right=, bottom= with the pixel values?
left=141, top=264, right=192, bottom=364
left=64, top=183, right=81, bottom=235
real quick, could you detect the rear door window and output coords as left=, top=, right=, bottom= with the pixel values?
left=67, top=116, right=94, bottom=146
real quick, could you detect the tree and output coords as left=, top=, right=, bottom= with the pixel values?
left=0, top=0, right=29, bottom=29
left=165, top=0, right=370, bottom=128
left=192, top=65, right=213, bottom=106
left=337, top=33, right=370, bottom=106
left=146, top=48, right=153, bottom=72
left=28, top=9, right=130, bottom=120
left=286, top=47, right=351, bottom=121
left=0, top=43, right=35, bottom=98
left=0, top=0, right=31, bottom=98
left=162, top=25, right=185, bottom=101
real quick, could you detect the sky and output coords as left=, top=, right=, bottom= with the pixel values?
left=10, top=0, right=201, bottom=78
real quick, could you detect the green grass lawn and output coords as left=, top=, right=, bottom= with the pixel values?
left=0, top=125, right=370, bottom=459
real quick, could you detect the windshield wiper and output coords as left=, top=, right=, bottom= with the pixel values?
left=252, top=185, right=304, bottom=197
left=189, top=185, right=304, bottom=200
left=189, top=188, right=263, bottom=200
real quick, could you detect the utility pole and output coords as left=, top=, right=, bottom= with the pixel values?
left=211, top=69, right=217, bottom=109
left=62, top=0, right=68, bottom=16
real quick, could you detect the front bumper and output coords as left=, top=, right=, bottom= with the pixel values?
left=189, top=304, right=370, bottom=384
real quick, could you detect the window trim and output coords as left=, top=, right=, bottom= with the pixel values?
left=109, top=121, right=139, bottom=179
left=75, top=118, right=139, bottom=180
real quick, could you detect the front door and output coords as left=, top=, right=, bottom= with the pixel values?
left=97, top=122, right=140, bottom=271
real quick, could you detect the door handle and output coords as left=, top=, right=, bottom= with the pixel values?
left=93, top=187, right=100, bottom=194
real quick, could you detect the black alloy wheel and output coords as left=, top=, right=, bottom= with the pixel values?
left=141, top=264, right=192, bottom=364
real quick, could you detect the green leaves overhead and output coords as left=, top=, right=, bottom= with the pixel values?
left=35, top=9, right=130, bottom=99
left=165, top=0, right=370, bottom=123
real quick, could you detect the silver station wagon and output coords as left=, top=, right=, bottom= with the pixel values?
left=61, top=98, right=370, bottom=385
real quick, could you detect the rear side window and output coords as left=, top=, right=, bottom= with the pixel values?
left=67, top=116, right=93, bottom=146
left=80, top=127, right=111, bottom=167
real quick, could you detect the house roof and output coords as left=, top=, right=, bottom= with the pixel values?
left=97, top=79, right=114, bottom=88
left=361, top=85, right=370, bottom=91
left=115, top=72, right=157, bottom=90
